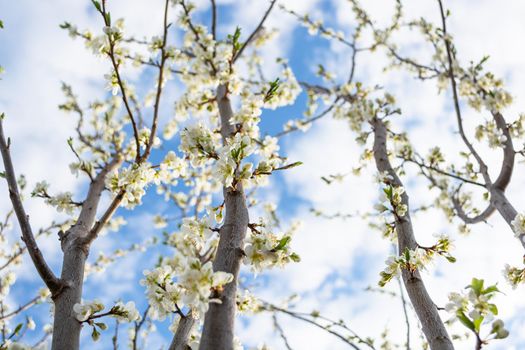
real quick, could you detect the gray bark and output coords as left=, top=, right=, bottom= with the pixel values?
left=51, top=229, right=87, bottom=350
left=169, top=315, right=196, bottom=350
left=490, top=188, right=525, bottom=247
left=51, top=158, right=120, bottom=350
left=199, top=85, right=249, bottom=350
left=372, top=118, right=454, bottom=350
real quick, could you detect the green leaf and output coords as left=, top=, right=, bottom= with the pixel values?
left=272, top=236, right=291, bottom=251
left=95, top=322, right=108, bottom=330
left=0, top=172, right=5, bottom=179
left=482, top=285, right=499, bottom=295
left=228, top=26, right=242, bottom=52
left=475, top=55, right=490, bottom=71
left=473, top=316, right=484, bottom=332
left=0, top=20, right=4, bottom=29
left=91, top=327, right=101, bottom=341
left=276, top=161, right=303, bottom=171
left=469, top=278, right=484, bottom=296
left=91, top=0, right=101, bottom=12
left=445, top=255, right=456, bottom=263
left=375, top=204, right=388, bottom=213
left=290, top=252, right=301, bottom=262
left=13, top=323, right=23, bottom=335
left=105, top=12, right=111, bottom=26
left=321, top=176, right=332, bottom=185
left=456, top=311, right=475, bottom=332
left=404, top=247, right=410, bottom=261
left=263, top=78, right=281, bottom=102
left=488, top=303, right=498, bottom=316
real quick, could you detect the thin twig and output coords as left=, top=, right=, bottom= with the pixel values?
left=98, top=0, right=141, bottom=162
left=233, top=0, right=277, bottom=62
left=132, top=305, right=150, bottom=350
left=397, top=276, right=411, bottom=350
left=268, top=304, right=363, bottom=350
left=0, top=296, right=39, bottom=321
left=140, top=0, right=170, bottom=162
left=272, top=313, right=293, bottom=350
left=210, top=0, right=217, bottom=40
left=112, top=319, right=120, bottom=350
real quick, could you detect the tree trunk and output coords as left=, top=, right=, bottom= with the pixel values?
left=199, top=85, right=249, bottom=350
left=52, top=227, right=88, bottom=350
left=51, top=158, right=120, bottom=350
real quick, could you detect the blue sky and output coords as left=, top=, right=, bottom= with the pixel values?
left=2, top=0, right=525, bottom=349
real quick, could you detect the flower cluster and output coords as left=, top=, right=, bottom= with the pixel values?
left=73, top=300, right=140, bottom=341
left=180, top=123, right=220, bottom=167
left=110, top=301, right=141, bottom=323
left=213, top=134, right=255, bottom=188
left=45, top=192, right=77, bottom=214
left=458, top=69, right=513, bottom=113
left=0, top=272, right=16, bottom=300
left=142, top=214, right=233, bottom=319
left=141, top=259, right=232, bottom=319
left=74, top=299, right=140, bottom=323
left=236, top=290, right=262, bottom=314
left=73, top=299, right=105, bottom=322
left=379, top=237, right=455, bottom=287
left=503, top=263, right=525, bottom=289
left=106, top=163, right=156, bottom=208
left=379, top=248, right=423, bottom=287
left=180, top=121, right=291, bottom=190
left=32, top=181, right=78, bottom=215
left=375, top=184, right=408, bottom=218
left=445, top=278, right=508, bottom=342
left=106, top=152, right=187, bottom=209
left=474, top=120, right=508, bottom=149
left=243, top=220, right=301, bottom=272
left=330, top=85, right=398, bottom=134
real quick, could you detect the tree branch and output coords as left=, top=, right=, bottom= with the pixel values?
left=400, top=156, right=485, bottom=188
left=140, top=0, right=170, bottom=162
left=371, top=117, right=453, bottom=350
left=491, top=111, right=515, bottom=190
left=132, top=306, right=150, bottom=350
left=437, top=0, right=490, bottom=186
left=98, top=0, right=142, bottom=162
left=78, top=157, right=122, bottom=235
left=168, top=314, right=196, bottom=350
left=451, top=196, right=495, bottom=225
left=0, top=116, right=63, bottom=295
left=0, top=295, right=39, bottom=321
